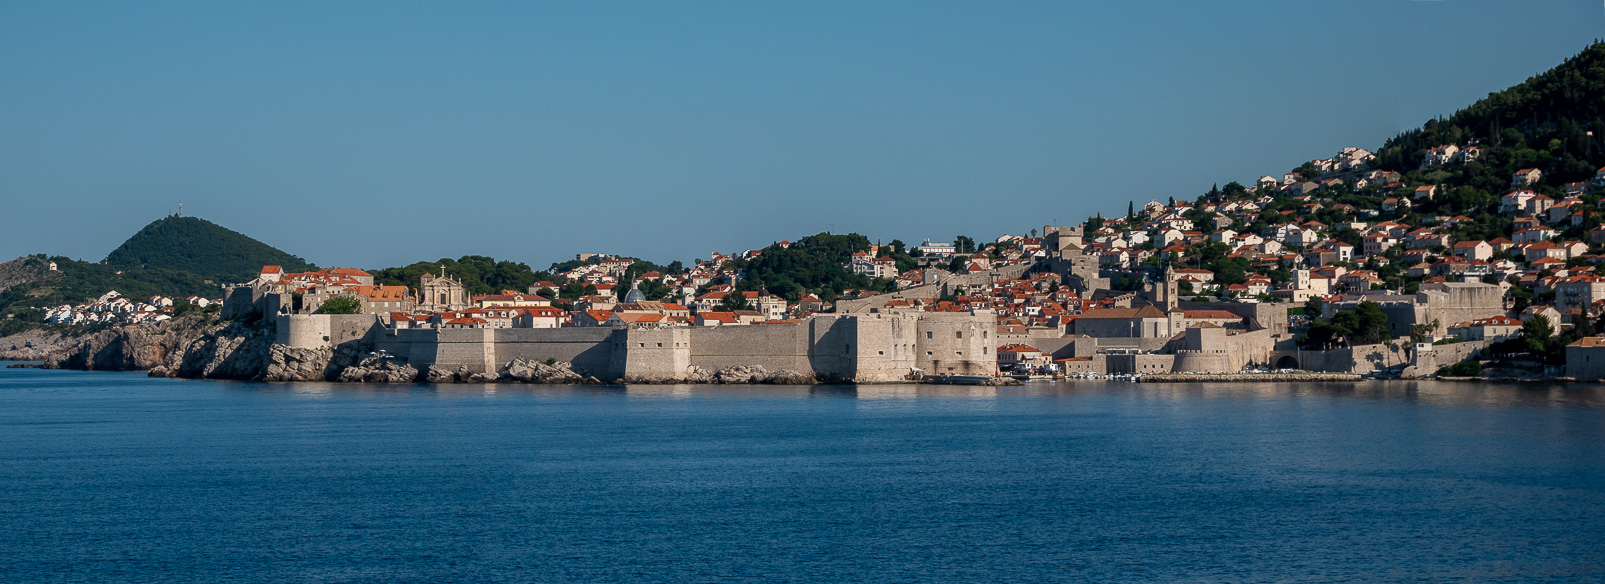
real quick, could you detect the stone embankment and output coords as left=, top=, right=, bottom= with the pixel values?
left=1141, top=373, right=1363, bottom=383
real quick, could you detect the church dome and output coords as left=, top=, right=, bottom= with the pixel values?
left=623, top=285, right=646, bottom=303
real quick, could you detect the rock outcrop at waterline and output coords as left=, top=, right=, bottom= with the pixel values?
left=680, top=365, right=816, bottom=385
left=0, top=328, right=70, bottom=362
left=337, top=353, right=419, bottom=383
left=43, top=315, right=224, bottom=373
left=414, top=358, right=601, bottom=384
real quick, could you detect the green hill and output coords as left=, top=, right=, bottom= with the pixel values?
left=104, top=216, right=316, bottom=284
left=1375, top=42, right=1605, bottom=187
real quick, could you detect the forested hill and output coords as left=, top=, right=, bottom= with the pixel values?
left=104, top=216, right=316, bottom=284
left=1374, top=41, right=1605, bottom=185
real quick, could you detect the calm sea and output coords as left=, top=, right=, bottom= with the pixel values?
left=2, top=365, right=1603, bottom=583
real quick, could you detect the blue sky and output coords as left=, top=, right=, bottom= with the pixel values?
left=2, top=1, right=1602, bottom=270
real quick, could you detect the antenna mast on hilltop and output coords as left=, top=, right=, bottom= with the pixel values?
left=177, top=202, right=183, bottom=217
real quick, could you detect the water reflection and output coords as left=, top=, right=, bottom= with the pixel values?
left=1028, top=379, right=1605, bottom=410
left=14, top=364, right=1605, bottom=410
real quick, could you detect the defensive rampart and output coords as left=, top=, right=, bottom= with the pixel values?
left=285, top=309, right=995, bottom=383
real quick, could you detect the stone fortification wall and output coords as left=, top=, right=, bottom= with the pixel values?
left=684, top=312, right=932, bottom=382
left=841, top=312, right=922, bottom=382
left=686, top=321, right=821, bottom=375
left=1295, top=338, right=1413, bottom=373
left=914, top=310, right=997, bottom=376
left=491, top=328, right=622, bottom=378
left=1170, top=327, right=1234, bottom=374
left=618, top=328, right=691, bottom=382
left=1172, top=351, right=1232, bottom=374
left=1057, top=356, right=1107, bottom=375
left=1403, top=339, right=1491, bottom=377
left=353, top=309, right=993, bottom=383
left=277, top=314, right=382, bottom=348
left=1217, top=329, right=1277, bottom=371
left=1415, top=284, right=1505, bottom=337
left=1106, top=354, right=1176, bottom=375
left=220, top=286, right=258, bottom=319
left=374, top=326, right=622, bottom=377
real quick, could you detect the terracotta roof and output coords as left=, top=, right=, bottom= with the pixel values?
left=1183, top=310, right=1242, bottom=320
left=1078, top=305, right=1167, bottom=319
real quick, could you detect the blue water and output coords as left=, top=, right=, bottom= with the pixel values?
left=2, top=366, right=1604, bottom=582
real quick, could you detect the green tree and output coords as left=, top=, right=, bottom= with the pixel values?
left=1575, top=314, right=1597, bottom=338
left=1301, top=300, right=1391, bottom=348
left=1436, top=360, right=1483, bottom=377
left=1410, top=319, right=1440, bottom=343
left=1303, top=295, right=1324, bottom=319
left=316, top=295, right=363, bottom=315
left=719, top=292, right=751, bottom=312
left=955, top=235, right=977, bottom=254
left=1522, top=315, right=1554, bottom=356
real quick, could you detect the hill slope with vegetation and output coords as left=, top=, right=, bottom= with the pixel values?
left=727, top=232, right=886, bottom=302
left=104, top=216, right=316, bottom=284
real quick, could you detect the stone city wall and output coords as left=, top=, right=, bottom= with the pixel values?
left=686, top=321, right=824, bottom=375
left=1106, top=354, right=1177, bottom=375
left=287, top=308, right=994, bottom=383
left=276, top=314, right=382, bottom=349
left=1403, top=339, right=1492, bottom=377
left=1293, top=339, right=1415, bottom=373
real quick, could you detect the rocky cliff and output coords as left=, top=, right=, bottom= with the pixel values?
left=0, top=328, right=70, bottom=362
left=36, top=315, right=383, bottom=382
left=38, top=314, right=288, bottom=379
